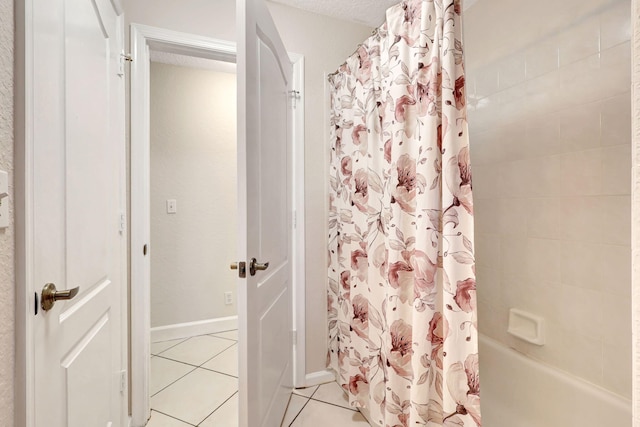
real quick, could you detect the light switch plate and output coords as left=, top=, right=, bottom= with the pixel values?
left=0, top=171, right=8, bottom=228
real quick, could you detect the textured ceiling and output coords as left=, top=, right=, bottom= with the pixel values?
left=270, top=0, right=480, bottom=28
left=150, top=51, right=237, bottom=73
left=270, top=0, right=399, bottom=27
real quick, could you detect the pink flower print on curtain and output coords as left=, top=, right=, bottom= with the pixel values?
left=327, top=0, right=481, bottom=426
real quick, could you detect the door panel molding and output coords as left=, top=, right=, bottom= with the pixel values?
left=129, top=23, right=305, bottom=427
left=15, top=0, right=127, bottom=425
left=238, top=0, right=295, bottom=423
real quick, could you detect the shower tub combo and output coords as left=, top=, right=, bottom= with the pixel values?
left=479, top=335, right=631, bottom=426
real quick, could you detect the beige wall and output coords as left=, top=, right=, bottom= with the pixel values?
left=632, top=0, right=640, bottom=419
left=0, top=0, right=14, bottom=425
left=0, top=0, right=13, bottom=424
left=125, top=0, right=372, bottom=373
left=467, top=0, right=632, bottom=397
left=150, top=62, right=237, bottom=328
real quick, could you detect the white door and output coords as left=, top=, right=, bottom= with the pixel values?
left=237, top=0, right=294, bottom=426
left=30, top=0, right=126, bottom=425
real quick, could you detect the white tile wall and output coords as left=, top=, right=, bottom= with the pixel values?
left=600, top=1, right=632, bottom=49
left=467, top=0, right=631, bottom=398
left=524, top=37, right=559, bottom=80
left=601, top=93, right=632, bottom=146
left=557, top=15, right=600, bottom=67
left=498, top=52, right=526, bottom=90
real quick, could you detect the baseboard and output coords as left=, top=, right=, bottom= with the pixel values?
left=303, top=369, right=336, bottom=387
left=150, top=316, right=238, bottom=342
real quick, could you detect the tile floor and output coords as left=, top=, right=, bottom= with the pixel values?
left=147, top=331, right=371, bottom=427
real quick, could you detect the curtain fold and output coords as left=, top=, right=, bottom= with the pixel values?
left=327, top=1, right=481, bottom=426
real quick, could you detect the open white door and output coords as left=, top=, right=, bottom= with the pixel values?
left=26, top=0, right=126, bottom=425
left=237, top=0, right=294, bottom=426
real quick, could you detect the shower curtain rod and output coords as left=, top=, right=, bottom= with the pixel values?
left=327, top=27, right=381, bottom=79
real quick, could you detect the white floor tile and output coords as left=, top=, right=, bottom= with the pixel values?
left=201, top=344, right=238, bottom=377
left=280, top=394, right=308, bottom=426
left=160, top=335, right=235, bottom=366
left=150, top=368, right=238, bottom=425
left=149, top=331, right=365, bottom=427
left=290, top=399, right=369, bottom=427
left=145, top=410, right=191, bottom=427
left=199, top=393, right=238, bottom=427
left=151, top=338, right=187, bottom=356
left=150, top=357, right=195, bottom=396
left=211, top=330, right=238, bottom=341
left=292, top=385, right=318, bottom=398
left=311, top=382, right=353, bottom=410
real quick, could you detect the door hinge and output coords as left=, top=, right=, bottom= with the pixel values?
left=118, top=52, right=133, bottom=77
left=292, top=330, right=297, bottom=345
left=289, top=90, right=300, bottom=108
left=292, top=210, right=297, bottom=229
left=119, top=213, right=125, bottom=235
left=120, top=370, right=127, bottom=393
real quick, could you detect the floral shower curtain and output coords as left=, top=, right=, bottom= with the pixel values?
left=327, top=1, right=480, bottom=426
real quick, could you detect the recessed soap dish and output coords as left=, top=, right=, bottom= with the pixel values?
left=507, top=308, right=545, bottom=346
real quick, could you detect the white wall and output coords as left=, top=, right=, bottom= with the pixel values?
left=150, top=62, right=237, bottom=328
left=466, top=0, right=632, bottom=398
left=125, top=0, right=372, bottom=373
left=0, top=0, right=13, bottom=424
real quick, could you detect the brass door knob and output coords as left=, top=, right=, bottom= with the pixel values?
left=41, top=283, right=80, bottom=312
left=249, top=258, right=269, bottom=276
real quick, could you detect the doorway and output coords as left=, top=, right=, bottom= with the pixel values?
left=146, top=52, right=239, bottom=425
left=129, top=25, right=306, bottom=427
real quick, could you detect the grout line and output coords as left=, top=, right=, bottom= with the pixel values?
left=209, top=333, right=238, bottom=342
left=155, top=340, right=235, bottom=368
left=210, top=336, right=238, bottom=342
left=197, top=342, right=237, bottom=367
left=150, top=364, right=237, bottom=400
left=307, top=385, right=319, bottom=399
left=308, top=397, right=357, bottom=412
left=149, top=361, right=198, bottom=398
left=287, top=395, right=312, bottom=427
left=151, top=409, right=197, bottom=426
left=197, top=390, right=239, bottom=426
left=153, top=355, right=201, bottom=369
left=292, top=385, right=319, bottom=399
left=151, top=337, right=189, bottom=356
left=198, top=365, right=238, bottom=379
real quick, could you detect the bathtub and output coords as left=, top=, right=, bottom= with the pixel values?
left=479, top=334, right=632, bottom=427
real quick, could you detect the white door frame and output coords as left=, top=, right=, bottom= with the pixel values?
left=129, top=24, right=306, bottom=426
left=14, top=1, right=128, bottom=426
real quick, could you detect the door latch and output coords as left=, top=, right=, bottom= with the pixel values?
left=230, top=262, right=246, bottom=278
